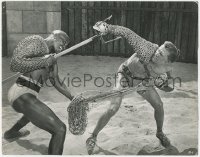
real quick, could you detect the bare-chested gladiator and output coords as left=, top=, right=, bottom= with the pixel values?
left=4, top=30, right=74, bottom=155
left=86, top=21, right=180, bottom=154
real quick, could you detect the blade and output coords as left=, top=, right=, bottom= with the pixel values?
left=103, top=15, right=112, bottom=22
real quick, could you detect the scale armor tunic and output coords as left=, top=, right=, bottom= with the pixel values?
left=10, top=35, right=50, bottom=73
left=107, top=25, right=159, bottom=64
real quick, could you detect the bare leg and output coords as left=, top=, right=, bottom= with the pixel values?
left=138, top=87, right=164, bottom=132
left=92, top=73, right=125, bottom=137
left=92, top=96, right=123, bottom=136
left=86, top=73, right=124, bottom=154
left=4, top=115, right=30, bottom=139
left=9, top=93, right=66, bottom=155
left=86, top=95, right=123, bottom=155
left=138, top=87, right=170, bottom=147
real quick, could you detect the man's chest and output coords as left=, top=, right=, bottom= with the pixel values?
left=126, top=57, right=170, bottom=78
left=147, top=63, right=171, bottom=77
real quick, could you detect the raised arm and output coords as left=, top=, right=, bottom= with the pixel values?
left=93, top=22, right=159, bottom=64
left=10, top=35, right=55, bottom=73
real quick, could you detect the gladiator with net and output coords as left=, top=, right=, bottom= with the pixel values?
left=85, top=20, right=180, bottom=155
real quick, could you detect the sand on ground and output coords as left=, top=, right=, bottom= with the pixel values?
left=2, top=55, right=198, bottom=155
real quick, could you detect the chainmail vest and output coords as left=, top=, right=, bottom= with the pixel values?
left=10, top=35, right=49, bottom=73
left=108, top=25, right=159, bottom=64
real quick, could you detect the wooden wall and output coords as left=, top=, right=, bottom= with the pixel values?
left=62, top=2, right=198, bottom=63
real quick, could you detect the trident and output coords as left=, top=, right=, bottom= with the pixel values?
left=3, top=15, right=121, bottom=83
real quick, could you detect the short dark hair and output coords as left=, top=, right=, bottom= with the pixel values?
left=164, top=41, right=180, bottom=63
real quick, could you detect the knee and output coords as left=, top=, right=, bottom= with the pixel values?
left=53, top=122, right=66, bottom=137
left=107, top=104, right=120, bottom=116
left=49, top=118, right=66, bottom=135
left=153, top=101, right=163, bottom=111
left=57, top=123, right=66, bottom=134
left=105, top=97, right=122, bottom=116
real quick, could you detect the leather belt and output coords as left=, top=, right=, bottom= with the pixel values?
left=16, top=77, right=41, bottom=93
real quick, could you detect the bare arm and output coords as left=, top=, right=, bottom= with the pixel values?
left=49, top=63, right=74, bottom=100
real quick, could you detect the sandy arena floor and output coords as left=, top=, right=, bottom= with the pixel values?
left=2, top=55, right=198, bottom=155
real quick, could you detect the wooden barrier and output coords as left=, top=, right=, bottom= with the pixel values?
left=61, top=2, right=198, bottom=63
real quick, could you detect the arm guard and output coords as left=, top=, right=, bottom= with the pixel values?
left=107, top=25, right=159, bottom=64
left=10, top=35, right=50, bottom=73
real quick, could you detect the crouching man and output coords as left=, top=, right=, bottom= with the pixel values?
left=4, top=30, right=74, bottom=155
left=86, top=21, right=180, bottom=154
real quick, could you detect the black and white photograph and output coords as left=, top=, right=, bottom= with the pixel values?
left=2, top=1, right=198, bottom=155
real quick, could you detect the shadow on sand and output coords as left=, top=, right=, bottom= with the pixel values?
left=16, top=139, right=48, bottom=155
left=93, top=144, right=117, bottom=155
left=137, top=144, right=198, bottom=155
